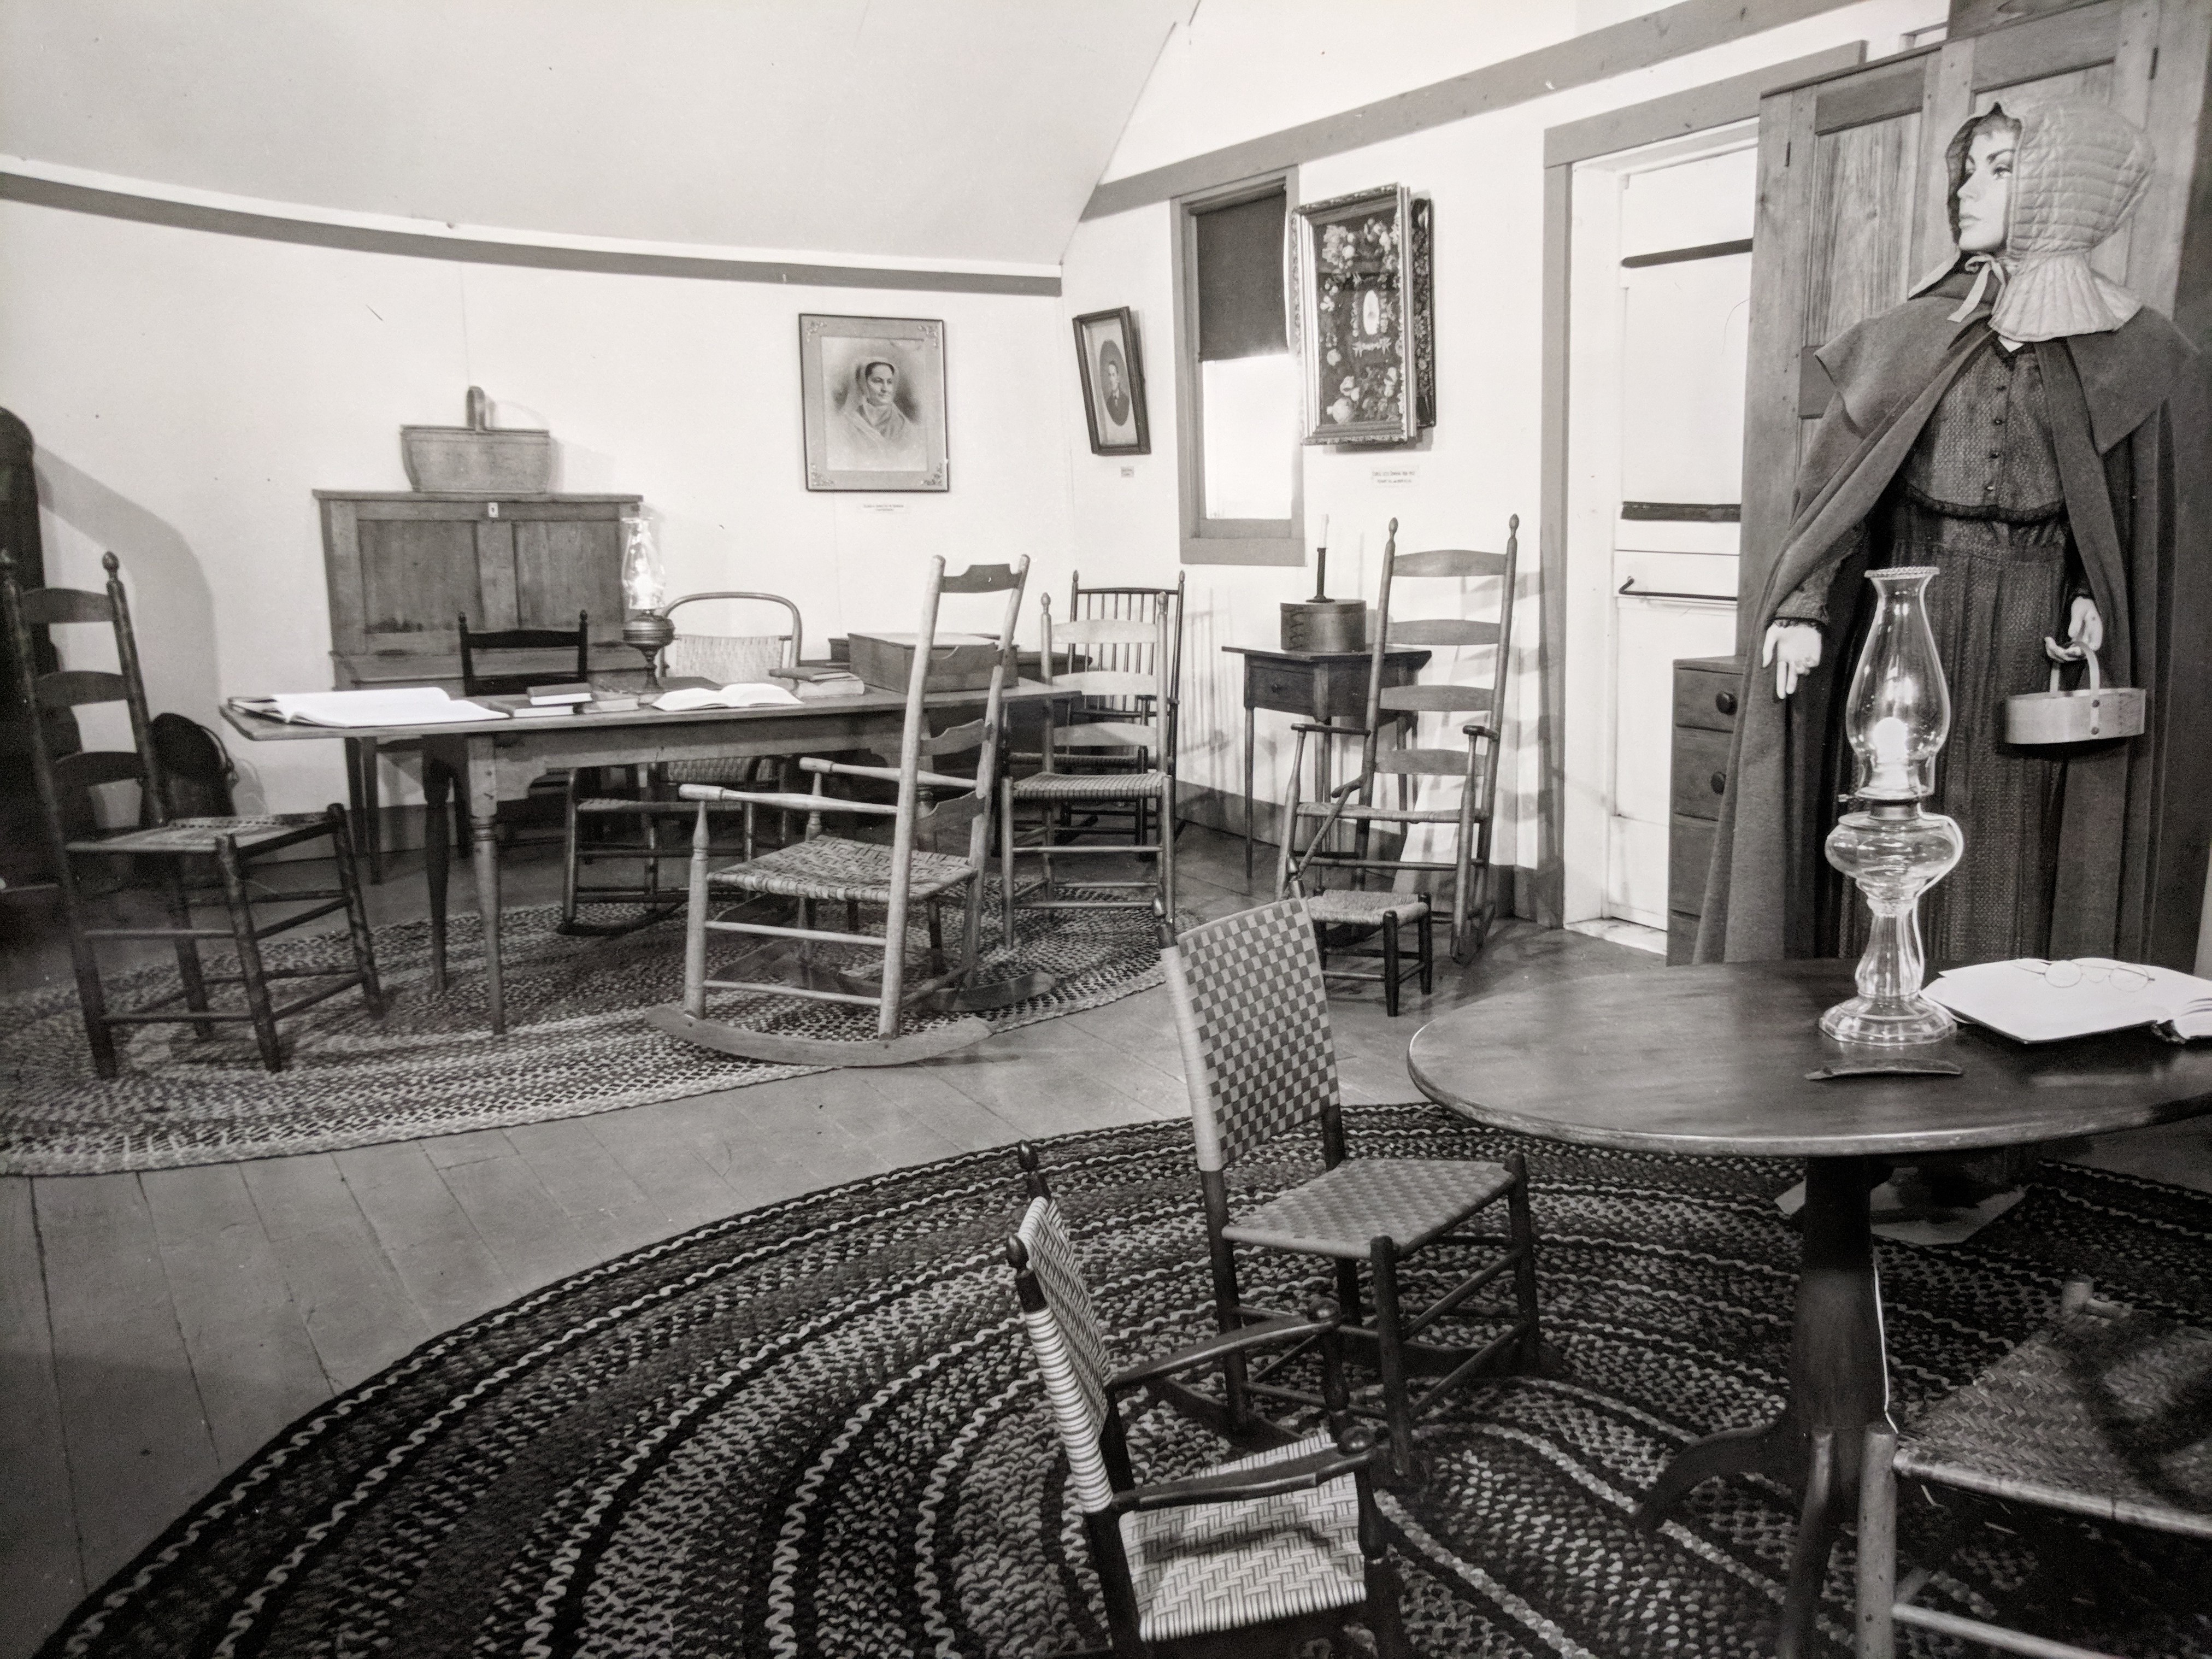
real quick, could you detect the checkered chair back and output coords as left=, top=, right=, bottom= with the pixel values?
left=1162, top=898, right=1340, bottom=1175
left=1013, top=1196, right=1116, bottom=1513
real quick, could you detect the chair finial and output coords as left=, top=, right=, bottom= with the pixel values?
left=102, top=551, right=120, bottom=575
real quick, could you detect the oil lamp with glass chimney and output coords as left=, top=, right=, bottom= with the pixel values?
left=619, top=515, right=674, bottom=688
left=1820, top=565, right=1964, bottom=1045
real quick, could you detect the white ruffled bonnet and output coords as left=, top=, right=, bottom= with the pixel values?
left=1909, top=99, right=2155, bottom=343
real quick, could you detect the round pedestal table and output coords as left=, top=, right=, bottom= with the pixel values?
left=1405, top=958, right=2212, bottom=1659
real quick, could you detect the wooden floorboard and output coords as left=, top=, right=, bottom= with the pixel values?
left=0, top=1178, right=83, bottom=1651
left=34, top=1173, right=225, bottom=1590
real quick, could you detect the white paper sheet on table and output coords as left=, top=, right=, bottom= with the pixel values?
left=1923, top=959, right=2212, bottom=1043
left=652, top=683, right=803, bottom=712
left=238, top=686, right=507, bottom=727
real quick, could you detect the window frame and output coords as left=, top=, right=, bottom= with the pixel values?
left=1172, top=167, right=1304, bottom=567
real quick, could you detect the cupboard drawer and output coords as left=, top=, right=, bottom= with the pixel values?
left=1669, top=811, right=1716, bottom=915
left=1673, top=667, right=1744, bottom=733
left=1668, top=909, right=1701, bottom=966
left=1670, top=726, right=1732, bottom=821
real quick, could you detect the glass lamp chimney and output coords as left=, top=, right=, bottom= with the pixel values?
left=1841, top=566, right=1948, bottom=801
left=621, top=516, right=666, bottom=616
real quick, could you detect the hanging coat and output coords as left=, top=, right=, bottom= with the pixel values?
left=1697, top=102, right=2209, bottom=969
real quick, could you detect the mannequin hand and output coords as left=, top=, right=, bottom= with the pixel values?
left=1761, top=622, right=1822, bottom=699
left=2067, top=596, right=2103, bottom=654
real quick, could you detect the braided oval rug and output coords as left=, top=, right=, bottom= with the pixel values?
left=0, top=895, right=1170, bottom=1175
left=35, top=1105, right=2211, bottom=1659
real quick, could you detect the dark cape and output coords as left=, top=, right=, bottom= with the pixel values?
left=1697, top=276, right=2211, bottom=969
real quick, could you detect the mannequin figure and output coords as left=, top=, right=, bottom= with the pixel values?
left=1700, top=100, right=2207, bottom=969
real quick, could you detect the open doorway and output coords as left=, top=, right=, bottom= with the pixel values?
left=1560, top=123, right=1755, bottom=950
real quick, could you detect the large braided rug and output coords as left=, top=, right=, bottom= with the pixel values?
left=36, top=1105, right=2210, bottom=1659
left=0, top=893, right=1169, bottom=1175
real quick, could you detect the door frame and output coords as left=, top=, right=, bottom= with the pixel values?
left=1561, top=122, right=1760, bottom=929
left=1533, top=44, right=1865, bottom=926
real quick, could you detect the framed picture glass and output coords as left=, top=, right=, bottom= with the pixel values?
left=1072, top=307, right=1150, bottom=455
left=799, top=315, right=949, bottom=491
left=1289, top=185, right=1436, bottom=445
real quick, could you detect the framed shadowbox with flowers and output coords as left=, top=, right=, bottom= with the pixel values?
left=1289, top=185, right=1435, bottom=445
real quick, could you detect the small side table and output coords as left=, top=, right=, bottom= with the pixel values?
left=1222, top=646, right=1429, bottom=881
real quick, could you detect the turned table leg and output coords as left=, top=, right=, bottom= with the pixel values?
left=424, top=751, right=453, bottom=993
left=464, top=735, right=507, bottom=1036
left=1636, top=1155, right=1889, bottom=1658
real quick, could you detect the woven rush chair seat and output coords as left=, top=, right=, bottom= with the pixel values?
left=705, top=836, right=975, bottom=905
left=1119, top=1429, right=1367, bottom=1642
left=66, top=815, right=327, bottom=855
left=1223, top=1157, right=1519, bottom=1260
left=1299, top=889, right=1429, bottom=927
left=1011, top=767, right=1170, bottom=802
left=1895, top=1308, right=2212, bottom=1532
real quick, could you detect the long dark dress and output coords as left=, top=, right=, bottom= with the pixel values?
left=1779, top=335, right=2078, bottom=963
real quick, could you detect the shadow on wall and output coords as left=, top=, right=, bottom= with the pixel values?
left=32, top=451, right=243, bottom=808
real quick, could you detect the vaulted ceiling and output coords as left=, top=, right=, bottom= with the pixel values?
left=0, top=0, right=1192, bottom=265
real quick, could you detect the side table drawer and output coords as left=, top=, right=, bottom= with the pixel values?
left=1245, top=660, right=1313, bottom=714
left=1670, top=726, right=1732, bottom=821
left=1673, top=668, right=1743, bottom=733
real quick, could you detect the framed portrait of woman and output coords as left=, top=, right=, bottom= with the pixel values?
left=1072, top=307, right=1150, bottom=455
left=798, top=314, right=949, bottom=491
left=1287, top=185, right=1436, bottom=445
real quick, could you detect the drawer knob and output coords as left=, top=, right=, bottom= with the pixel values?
left=1715, top=690, right=1737, bottom=716
left=1710, top=771, right=1727, bottom=795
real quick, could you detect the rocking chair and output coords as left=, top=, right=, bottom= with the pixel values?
left=645, top=557, right=1028, bottom=1067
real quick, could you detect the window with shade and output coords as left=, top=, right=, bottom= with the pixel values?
left=1174, top=176, right=1303, bottom=564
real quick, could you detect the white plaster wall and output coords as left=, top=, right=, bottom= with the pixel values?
left=1, top=200, right=1078, bottom=816
left=1063, top=0, right=1942, bottom=872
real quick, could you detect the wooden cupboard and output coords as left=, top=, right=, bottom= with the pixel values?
left=317, top=491, right=643, bottom=692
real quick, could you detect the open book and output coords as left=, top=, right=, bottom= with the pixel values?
left=232, top=686, right=506, bottom=727
left=1925, top=959, right=2212, bottom=1044
left=651, top=683, right=803, bottom=713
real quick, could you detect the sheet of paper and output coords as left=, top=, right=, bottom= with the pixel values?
left=652, top=683, right=804, bottom=712
left=1925, top=959, right=2212, bottom=1043
left=256, top=687, right=508, bottom=727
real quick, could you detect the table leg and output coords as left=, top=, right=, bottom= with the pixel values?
left=424, top=752, right=452, bottom=992
left=1243, top=701, right=1257, bottom=885
left=466, top=736, right=506, bottom=1036
left=1636, top=1155, right=1887, bottom=1659
left=361, top=737, right=384, bottom=885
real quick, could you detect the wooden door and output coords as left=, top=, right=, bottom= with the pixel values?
left=1733, top=0, right=2207, bottom=645
left=1737, top=49, right=1942, bottom=653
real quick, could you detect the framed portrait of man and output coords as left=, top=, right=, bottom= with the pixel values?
left=799, top=314, right=949, bottom=491
left=1072, top=307, right=1150, bottom=456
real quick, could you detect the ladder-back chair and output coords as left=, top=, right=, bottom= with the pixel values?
left=1857, top=1279, right=2212, bottom=1658
left=1005, top=1157, right=1409, bottom=1658
left=560, top=591, right=804, bottom=935
left=1163, top=897, right=1545, bottom=1478
left=1049, top=572, right=1185, bottom=844
left=2, top=551, right=382, bottom=1074
left=999, top=591, right=1176, bottom=947
left=1280, top=515, right=1519, bottom=967
left=456, top=611, right=590, bottom=696
left=645, top=557, right=1027, bottom=1067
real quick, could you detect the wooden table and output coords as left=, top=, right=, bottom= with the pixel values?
left=223, top=680, right=1061, bottom=1036
left=1222, top=646, right=1428, bottom=880
left=1405, top=960, right=2212, bottom=1658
